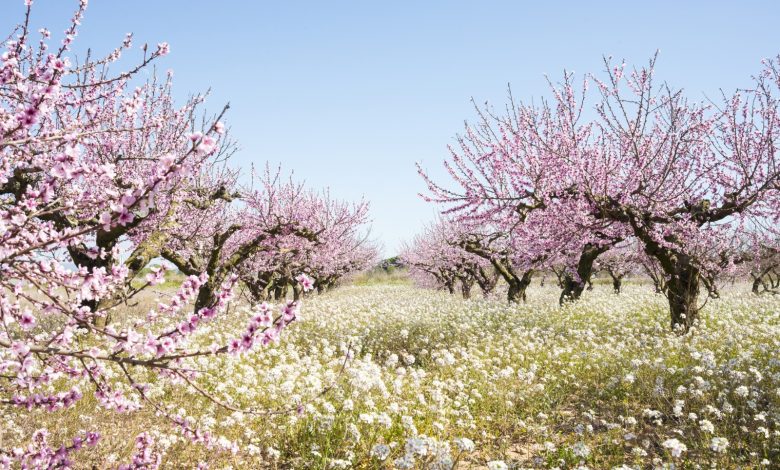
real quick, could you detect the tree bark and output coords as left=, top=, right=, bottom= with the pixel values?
left=460, top=278, right=474, bottom=299
left=445, top=280, right=456, bottom=295
left=273, top=283, right=289, bottom=301
left=474, top=267, right=498, bottom=297
left=506, top=270, right=533, bottom=303
left=752, top=275, right=762, bottom=294
left=612, top=276, right=622, bottom=294
left=559, top=244, right=607, bottom=305
left=607, top=269, right=623, bottom=294
left=666, top=262, right=701, bottom=333
left=293, top=283, right=303, bottom=301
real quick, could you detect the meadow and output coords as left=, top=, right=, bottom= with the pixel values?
left=4, top=280, right=778, bottom=469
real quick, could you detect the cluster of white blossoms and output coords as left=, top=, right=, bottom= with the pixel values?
left=2, top=283, right=778, bottom=467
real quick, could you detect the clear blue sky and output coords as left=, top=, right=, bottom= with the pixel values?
left=6, top=1, right=780, bottom=256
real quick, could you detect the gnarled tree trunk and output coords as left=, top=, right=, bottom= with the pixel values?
left=444, top=280, right=456, bottom=295
left=606, top=269, right=623, bottom=294
left=474, top=266, right=498, bottom=297
left=460, top=277, right=474, bottom=299
left=752, top=275, right=762, bottom=294
left=559, top=244, right=608, bottom=305
left=293, top=283, right=303, bottom=301
left=666, top=262, right=701, bottom=332
left=506, top=269, right=533, bottom=303
left=611, top=276, right=622, bottom=294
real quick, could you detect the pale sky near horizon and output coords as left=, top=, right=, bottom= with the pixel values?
left=5, top=1, right=780, bottom=256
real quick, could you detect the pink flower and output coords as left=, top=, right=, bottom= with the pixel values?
left=156, top=42, right=170, bottom=56
left=19, top=310, right=36, bottom=330
left=99, top=211, right=112, bottom=230
left=117, top=209, right=134, bottom=226
left=295, top=273, right=314, bottom=292
left=159, top=153, right=176, bottom=170
left=145, top=267, right=166, bottom=286
left=120, top=193, right=137, bottom=207
left=86, top=432, right=100, bottom=447
left=196, top=135, right=216, bottom=155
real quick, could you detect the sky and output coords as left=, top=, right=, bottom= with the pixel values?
left=5, top=1, right=780, bottom=256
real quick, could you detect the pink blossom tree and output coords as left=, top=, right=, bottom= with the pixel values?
left=421, top=53, right=780, bottom=332
left=417, top=92, right=624, bottom=304
left=0, top=3, right=332, bottom=466
left=230, top=169, right=375, bottom=301
left=400, top=219, right=496, bottom=299
left=568, top=54, right=780, bottom=332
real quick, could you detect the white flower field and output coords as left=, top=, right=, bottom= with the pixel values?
left=5, top=281, right=777, bottom=468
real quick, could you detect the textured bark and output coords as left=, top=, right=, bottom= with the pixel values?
left=751, top=269, right=780, bottom=295
left=460, top=277, right=474, bottom=299
left=458, top=239, right=535, bottom=303
left=606, top=269, right=623, bottom=294
left=246, top=275, right=275, bottom=302
left=559, top=244, right=608, bottom=305
left=474, top=266, right=498, bottom=297
left=666, top=262, right=701, bottom=333
left=445, top=281, right=456, bottom=295
left=292, top=283, right=303, bottom=301
left=612, top=277, right=622, bottom=294
left=506, top=269, right=533, bottom=303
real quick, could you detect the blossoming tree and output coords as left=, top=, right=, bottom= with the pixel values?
left=419, top=53, right=780, bottom=333
left=0, top=2, right=365, bottom=466
left=569, top=55, right=780, bottom=332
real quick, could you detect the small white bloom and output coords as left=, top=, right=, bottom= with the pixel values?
left=662, top=438, right=687, bottom=458
left=454, top=437, right=475, bottom=452
left=370, top=443, right=391, bottom=461
left=699, top=419, right=714, bottom=433
left=710, top=437, right=729, bottom=453
left=487, top=461, right=508, bottom=470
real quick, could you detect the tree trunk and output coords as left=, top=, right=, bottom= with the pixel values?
left=607, top=269, right=623, bottom=294
left=445, top=281, right=456, bottom=295
left=559, top=244, right=607, bottom=305
left=195, top=283, right=216, bottom=312
left=293, top=283, right=303, bottom=301
left=612, top=276, right=622, bottom=294
left=750, top=271, right=780, bottom=295
left=559, top=274, right=586, bottom=304
left=273, top=283, right=289, bottom=301
left=558, top=243, right=609, bottom=305
left=666, top=263, right=700, bottom=333
left=506, top=270, right=533, bottom=303
left=475, top=267, right=498, bottom=297
left=752, top=275, right=761, bottom=294
left=460, top=278, right=474, bottom=299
